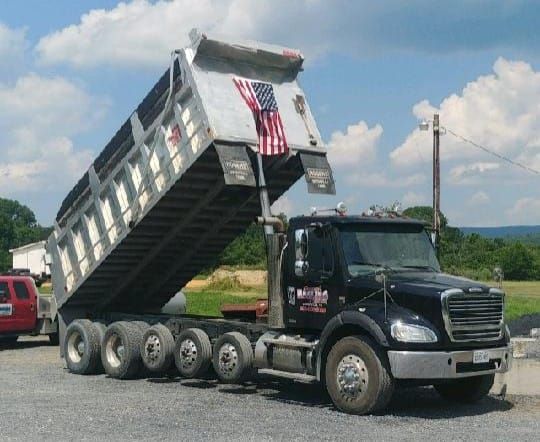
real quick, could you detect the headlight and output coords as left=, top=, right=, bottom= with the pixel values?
left=391, top=322, right=438, bottom=343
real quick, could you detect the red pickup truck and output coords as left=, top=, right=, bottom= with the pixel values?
left=0, top=276, right=58, bottom=344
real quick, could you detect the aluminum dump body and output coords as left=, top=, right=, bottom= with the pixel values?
left=48, top=30, right=334, bottom=314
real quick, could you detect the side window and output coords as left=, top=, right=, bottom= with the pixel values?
left=308, top=228, right=334, bottom=275
left=14, top=281, right=30, bottom=300
left=0, top=281, right=9, bottom=299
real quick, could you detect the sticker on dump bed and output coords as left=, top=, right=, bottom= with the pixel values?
left=0, top=304, right=13, bottom=316
left=165, top=123, right=182, bottom=150
left=215, top=144, right=257, bottom=187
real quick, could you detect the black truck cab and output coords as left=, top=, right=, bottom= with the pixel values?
left=273, top=213, right=511, bottom=413
left=284, top=214, right=508, bottom=347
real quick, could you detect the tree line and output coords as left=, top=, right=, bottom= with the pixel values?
left=399, top=206, right=539, bottom=280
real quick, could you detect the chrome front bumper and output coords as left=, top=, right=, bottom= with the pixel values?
left=388, top=346, right=512, bottom=379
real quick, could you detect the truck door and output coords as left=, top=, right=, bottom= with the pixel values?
left=285, top=225, right=338, bottom=330
left=0, top=280, right=15, bottom=333
left=0, top=278, right=37, bottom=333
left=12, top=279, right=37, bottom=332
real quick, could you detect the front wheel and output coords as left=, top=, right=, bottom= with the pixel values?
left=434, top=374, right=495, bottom=403
left=325, top=335, right=394, bottom=415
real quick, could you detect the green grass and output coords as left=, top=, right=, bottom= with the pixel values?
left=185, top=290, right=262, bottom=316
left=494, top=281, right=540, bottom=322
left=37, top=285, right=52, bottom=295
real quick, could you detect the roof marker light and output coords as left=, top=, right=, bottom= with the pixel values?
left=336, top=202, right=347, bottom=216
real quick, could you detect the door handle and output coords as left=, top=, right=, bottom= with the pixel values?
left=30, top=304, right=35, bottom=312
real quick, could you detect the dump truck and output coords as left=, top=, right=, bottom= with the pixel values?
left=48, top=30, right=511, bottom=415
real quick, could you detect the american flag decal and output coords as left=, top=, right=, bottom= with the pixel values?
left=233, top=77, right=288, bottom=155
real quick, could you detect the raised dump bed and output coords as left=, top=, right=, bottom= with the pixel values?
left=48, top=29, right=334, bottom=315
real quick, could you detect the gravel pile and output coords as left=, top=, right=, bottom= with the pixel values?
left=508, top=313, right=540, bottom=336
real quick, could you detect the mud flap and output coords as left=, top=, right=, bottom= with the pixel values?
left=215, top=144, right=257, bottom=187
left=300, top=152, right=336, bottom=194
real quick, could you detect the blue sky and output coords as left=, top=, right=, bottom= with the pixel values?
left=1, top=1, right=540, bottom=227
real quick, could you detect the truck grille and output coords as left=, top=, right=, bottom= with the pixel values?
left=442, top=289, right=504, bottom=342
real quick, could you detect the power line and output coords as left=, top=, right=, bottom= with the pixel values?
left=444, top=126, right=540, bottom=175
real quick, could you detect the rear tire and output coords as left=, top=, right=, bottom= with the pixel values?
left=212, top=332, right=253, bottom=383
left=174, top=328, right=212, bottom=378
left=140, top=324, right=175, bottom=373
left=93, top=322, right=107, bottom=343
left=434, top=374, right=495, bottom=403
left=64, top=319, right=101, bottom=375
left=101, top=321, right=144, bottom=379
left=325, top=335, right=394, bottom=415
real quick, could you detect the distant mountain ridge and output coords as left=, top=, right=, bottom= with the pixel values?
left=459, top=225, right=540, bottom=238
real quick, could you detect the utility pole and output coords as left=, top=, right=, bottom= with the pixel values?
left=432, top=113, right=441, bottom=253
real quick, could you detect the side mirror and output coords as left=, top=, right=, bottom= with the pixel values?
left=295, top=229, right=309, bottom=260
left=294, top=228, right=310, bottom=277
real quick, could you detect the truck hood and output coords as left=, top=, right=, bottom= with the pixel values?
left=346, top=272, right=502, bottom=349
left=387, top=271, right=491, bottom=295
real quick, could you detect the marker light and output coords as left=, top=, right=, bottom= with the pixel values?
left=336, top=202, right=347, bottom=216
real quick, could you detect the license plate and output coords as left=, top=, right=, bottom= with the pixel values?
left=473, top=350, right=490, bottom=364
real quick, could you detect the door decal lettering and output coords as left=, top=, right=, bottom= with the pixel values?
left=297, top=286, right=328, bottom=314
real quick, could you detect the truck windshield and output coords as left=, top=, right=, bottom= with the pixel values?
left=339, top=223, right=440, bottom=276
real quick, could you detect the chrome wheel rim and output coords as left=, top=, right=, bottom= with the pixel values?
left=336, top=354, right=369, bottom=400
left=105, top=334, right=124, bottom=368
left=217, top=343, right=238, bottom=375
left=144, top=334, right=161, bottom=365
left=67, top=331, right=84, bottom=363
left=179, top=338, right=198, bottom=369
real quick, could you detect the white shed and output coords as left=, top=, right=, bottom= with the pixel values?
left=9, top=241, right=50, bottom=276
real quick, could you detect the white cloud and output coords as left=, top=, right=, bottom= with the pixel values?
left=327, top=121, right=382, bottom=168
left=402, top=191, right=427, bottom=208
left=0, top=74, right=108, bottom=203
left=390, top=58, right=540, bottom=174
left=35, top=2, right=540, bottom=69
left=505, top=197, right=540, bottom=225
left=468, top=191, right=490, bottom=206
left=0, top=22, right=27, bottom=68
left=448, top=162, right=500, bottom=185
left=347, top=172, right=426, bottom=188
left=271, top=195, right=293, bottom=217
left=0, top=138, right=93, bottom=193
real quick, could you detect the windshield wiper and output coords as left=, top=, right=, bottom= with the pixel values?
left=349, top=261, right=395, bottom=274
left=399, top=265, right=438, bottom=272
left=350, top=260, right=392, bottom=269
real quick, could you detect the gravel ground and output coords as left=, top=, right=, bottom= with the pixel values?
left=508, top=313, right=540, bottom=336
left=0, top=337, right=539, bottom=441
